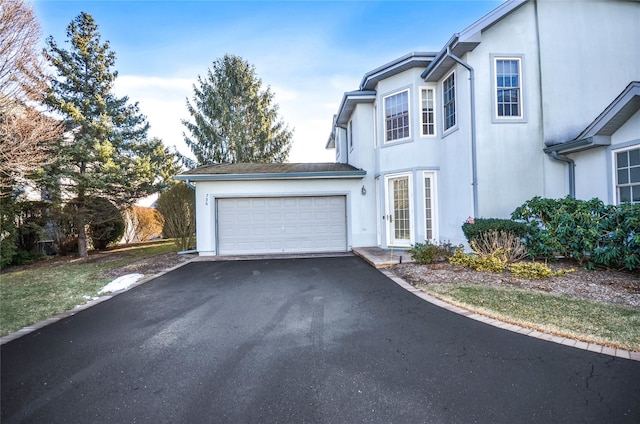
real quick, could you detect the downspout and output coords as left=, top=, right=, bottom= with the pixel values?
left=446, top=47, right=478, bottom=218
left=185, top=179, right=196, bottom=190
left=548, top=151, right=575, bottom=198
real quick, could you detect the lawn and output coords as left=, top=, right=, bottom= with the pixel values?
left=420, top=283, right=640, bottom=352
left=0, top=240, right=179, bottom=336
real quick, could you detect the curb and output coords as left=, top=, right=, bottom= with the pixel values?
left=377, top=269, right=640, bottom=362
left=0, top=257, right=197, bottom=346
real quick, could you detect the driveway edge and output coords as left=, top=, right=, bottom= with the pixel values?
left=378, top=269, right=640, bottom=362
left=0, top=257, right=197, bottom=346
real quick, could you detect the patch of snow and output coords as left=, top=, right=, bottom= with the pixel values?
left=98, top=273, right=144, bottom=294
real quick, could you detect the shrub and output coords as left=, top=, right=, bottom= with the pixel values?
left=86, top=198, right=125, bottom=250
left=0, top=196, right=17, bottom=268
left=470, top=230, right=528, bottom=263
left=448, top=248, right=508, bottom=273
left=123, top=206, right=164, bottom=243
left=507, top=262, right=574, bottom=279
left=408, top=240, right=458, bottom=264
left=511, top=196, right=640, bottom=271
left=462, top=218, right=527, bottom=245
left=156, top=182, right=195, bottom=251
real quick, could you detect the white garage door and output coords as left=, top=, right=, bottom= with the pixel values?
left=217, top=196, right=347, bottom=255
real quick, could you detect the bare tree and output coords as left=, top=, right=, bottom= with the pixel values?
left=0, top=105, right=61, bottom=192
left=0, top=0, right=61, bottom=195
left=0, top=0, right=48, bottom=108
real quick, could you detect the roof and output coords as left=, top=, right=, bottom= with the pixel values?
left=176, top=162, right=366, bottom=181
left=335, top=90, right=376, bottom=128
left=421, top=0, right=528, bottom=81
left=544, top=81, right=640, bottom=154
left=328, top=52, right=437, bottom=139
left=359, top=52, right=437, bottom=91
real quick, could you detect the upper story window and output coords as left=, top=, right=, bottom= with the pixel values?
left=348, top=120, right=353, bottom=150
left=442, top=72, right=456, bottom=131
left=384, top=90, right=410, bottom=142
left=495, top=57, right=523, bottom=119
left=420, top=87, right=435, bottom=136
left=615, top=147, right=640, bottom=204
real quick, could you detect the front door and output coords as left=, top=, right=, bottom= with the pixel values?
left=387, top=175, right=412, bottom=246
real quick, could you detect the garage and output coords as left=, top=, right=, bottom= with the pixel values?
left=175, top=162, right=373, bottom=256
left=217, top=196, right=347, bottom=255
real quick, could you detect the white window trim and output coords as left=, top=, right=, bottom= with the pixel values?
left=373, top=104, right=378, bottom=148
left=348, top=120, right=354, bottom=152
left=611, top=144, right=640, bottom=205
left=491, top=55, right=526, bottom=123
left=383, top=89, right=411, bottom=144
left=419, top=86, right=437, bottom=138
left=423, top=171, right=439, bottom=242
left=442, top=70, right=457, bottom=134
left=383, top=172, right=415, bottom=247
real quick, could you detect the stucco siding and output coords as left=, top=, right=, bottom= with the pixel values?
left=536, top=0, right=640, bottom=145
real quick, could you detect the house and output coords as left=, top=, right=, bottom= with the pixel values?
left=177, top=0, right=640, bottom=256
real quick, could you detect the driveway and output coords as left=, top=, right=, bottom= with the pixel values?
left=2, top=257, right=639, bottom=423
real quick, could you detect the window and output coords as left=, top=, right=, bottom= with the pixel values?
left=615, top=147, right=640, bottom=204
left=348, top=120, right=353, bottom=150
left=495, top=58, right=522, bottom=118
left=420, top=87, right=435, bottom=136
left=384, top=90, right=410, bottom=142
left=443, top=72, right=456, bottom=131
left=424, top=175, right=433, bottom=240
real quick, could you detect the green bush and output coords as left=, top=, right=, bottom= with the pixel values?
left=511, top=196, right=640, bottom=271
left=87, top=198, right=125, bottom=250
left=408, top=240, right=458, bottom=264
left=462, top=218, right=527, bottom=245
left=0, top=197, right=17, bottom=269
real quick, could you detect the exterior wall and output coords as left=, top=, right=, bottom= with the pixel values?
left=536, top=0, right=640, bottom=198
left=193, top=178, right=376, bottom=255
left=569, top=110, right=640, bottom=204
left=463, top=0, right=545, bottom=220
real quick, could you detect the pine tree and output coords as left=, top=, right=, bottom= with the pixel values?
left=182, top=54, right=293, bottom=167
left=43, top=12, right=168, bottom=257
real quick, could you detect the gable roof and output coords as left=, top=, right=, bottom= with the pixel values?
left=176, top=162, right=366, bottom=181
left=422, top=0, right=528, bottom=81
left=544, top=81, right=640, bottom=154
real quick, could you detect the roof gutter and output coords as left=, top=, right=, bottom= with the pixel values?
left=547, top=151, right=576, bottom=198
left=175, top=170, right=367, bottom=181
left=445, top=47, right=478, bottom=218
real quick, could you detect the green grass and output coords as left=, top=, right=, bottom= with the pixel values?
left=420, top=283, right=640, bottom=352
left=0, top=240, right=178, bottom=336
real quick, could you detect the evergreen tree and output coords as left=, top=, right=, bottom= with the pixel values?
left=182, top=54, right=292, bottom=167
left=43, top=12, right=168, bottom=257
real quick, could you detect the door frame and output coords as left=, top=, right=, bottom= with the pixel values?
left=384, top=172, right=414, bottom=247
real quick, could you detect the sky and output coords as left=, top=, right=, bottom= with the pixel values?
left=31, top=0, right=502, bottom=164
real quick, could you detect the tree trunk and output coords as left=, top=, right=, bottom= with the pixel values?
left=77, top=210, right=88, bottom=258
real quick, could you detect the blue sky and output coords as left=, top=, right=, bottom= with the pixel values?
left=32, top=0, right=502, bottom=163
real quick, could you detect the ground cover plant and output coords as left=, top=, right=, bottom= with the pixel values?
left=0, top=239, right=180, bottom=336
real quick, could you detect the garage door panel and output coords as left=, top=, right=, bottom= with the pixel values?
left=217, top=196, right=347, bottom=255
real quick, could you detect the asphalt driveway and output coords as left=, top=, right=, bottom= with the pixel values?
left=2, top=256, right=639, bottom=423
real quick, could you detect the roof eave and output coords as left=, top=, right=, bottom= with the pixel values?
left=543, top=136, right=611, bottom=155
left=175, top=170, right=367, bottom=182
left=421, top=0, right=529, bottom=81
left=335, top=91, right=376, bottom=128
left=360, top=52, right=437, bottom=90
